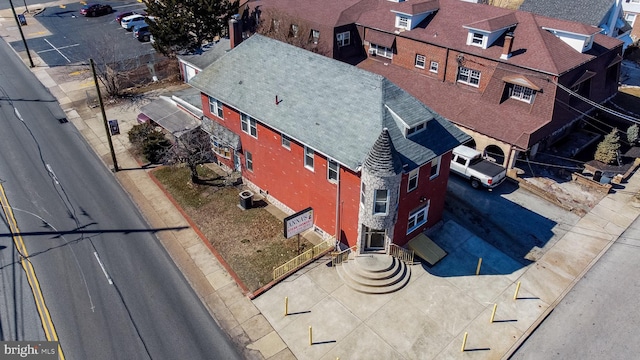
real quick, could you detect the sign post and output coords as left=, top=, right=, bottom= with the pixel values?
left=284, top=207, right=313, bottom=254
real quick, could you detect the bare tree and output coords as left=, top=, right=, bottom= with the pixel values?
left=85, top=33, right=137, bottom=97
left=165, top=128, right=214, bottom=183
left=255, top=9, right=328, bottom=55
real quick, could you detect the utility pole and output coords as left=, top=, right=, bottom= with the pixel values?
left=9, top=0, right=34, bottom=68
left=90, top=58, right=119, bottom=172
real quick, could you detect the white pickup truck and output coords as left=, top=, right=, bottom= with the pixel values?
left=450, top=145, right=507, bottom=189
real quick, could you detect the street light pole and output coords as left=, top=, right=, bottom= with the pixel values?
left=9, top=0, right=34, bottom=68
left=90, top=58, right=119, bottom=172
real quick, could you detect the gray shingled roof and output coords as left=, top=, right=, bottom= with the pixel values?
left=519, top=0, right=614, bottom=27
left=189, top=34, right=469, bottom=171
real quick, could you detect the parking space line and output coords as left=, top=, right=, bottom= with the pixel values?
left=41, top=38, right=77, bottom=63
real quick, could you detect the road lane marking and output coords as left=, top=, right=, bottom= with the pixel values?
left=0, top=184, right=66, bottom=360
left=37, top=43, right=79, bottom=54
left=93, top=252, right=113, bottom=285
left=42, top=39, right=73, bottom=63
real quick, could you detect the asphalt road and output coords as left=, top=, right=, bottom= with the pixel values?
left=510, top=210, right=640, bottom=359
left=0, top=37, right=241, bottom=359
left=10, top=0, right=152, bottom=67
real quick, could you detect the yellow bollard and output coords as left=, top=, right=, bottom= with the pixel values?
left=284, top=297, right=288, bottom=316
left=461, top=332, right=468, bottom=352
left=513, top=281, right=521, bottom=300
left=475, top=258, right=483, bottom=276
left=490, top=303, right=498, bottom=323
left=309, top=326, right=313, bottom=346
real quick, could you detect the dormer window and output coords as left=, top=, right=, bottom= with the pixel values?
left=397, top=15, right=409, bottom=30
left=510, top=85, right=535, bottom=103
left=406, top=122, right=426, bottom=136
left=471, top=32, right=484, bottom=46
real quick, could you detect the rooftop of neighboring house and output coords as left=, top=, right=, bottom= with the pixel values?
left=519, top=0, right=615, bottom=27
left=188, top=34, right=469, bottom=171
left=177, top=38, right=231, bottom=71
left=355, top=0, right=615, bottom=75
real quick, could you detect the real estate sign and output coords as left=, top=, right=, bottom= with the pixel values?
left=284, top=207, right=313, bottom=239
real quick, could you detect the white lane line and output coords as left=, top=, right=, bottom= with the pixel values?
left=45, top=164, right=59, bottom=185
left=43, top=38, right=71, bottom=63
left=94, top=252, right=113, bottom=285
left=14, top=108, right=23, bottom=122
left=37, top=43, right=79, bottom=54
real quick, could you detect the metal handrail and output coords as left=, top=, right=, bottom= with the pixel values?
left=272, top=238, right=335, bottom=282
left=389, top=243, right=414, bottom=265
left=331, top=245, right=356, bottom=267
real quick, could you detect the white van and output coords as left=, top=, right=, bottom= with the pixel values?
left=121, top=14, right=147, bottom=31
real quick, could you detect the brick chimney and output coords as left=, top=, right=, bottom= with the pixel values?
left=501, top=33, right=513, bottom=60
left=229, top=15, right=243, bottom=49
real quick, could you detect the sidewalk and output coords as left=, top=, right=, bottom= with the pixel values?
left=5, top=8, right=640, bottom=360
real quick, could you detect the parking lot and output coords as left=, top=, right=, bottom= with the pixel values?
left=9, top=1, right=153, bottom=67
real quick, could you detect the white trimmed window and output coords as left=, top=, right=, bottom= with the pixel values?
left=337, top=31, right=350, bottom=47
left=328, top=159, right=339, bottom=182
left=457, top=67, right=481, bottom=87
left=430, top=61, right=439, bottom=73
left=373, top=189, right=389, bottom=215
left=626, top=13, right=637, bottom=27
left=241, top=113, right=257, bottom=138
left=360, top=182, right=366, bottom=207
left=209, top=96, right=223, bottom=118
left=510, top=84, right=535, bottom=103
left=415, top=54, right=426, bottom=69
left=281, top=134, right=291, bottom=149
left=211, top=136, right=231, bottom=159
left=370, top=44, right=393, bottom=59
left=311, top=29, right=320, bottom=44
left=408, top=168, right=419, bottom=192
left=290, top=24, right=299, bottom=37
left=471, top=32, right=484, bottom=46
left=397, top=15, right=409, bottom=29
left=245, top=151, right=253, bottom=171
left=406, top=122, right=426, bottom=136
left=430, top=156, right=440, bottom=179
left=407, top=202, right=429, bottom=234
left=304, top=146, right=314, bottom=170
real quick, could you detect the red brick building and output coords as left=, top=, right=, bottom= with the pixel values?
left=189, top=34, right=469, bottom=251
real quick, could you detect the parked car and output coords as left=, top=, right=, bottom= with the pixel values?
left=133, top=24, right=151, bottom=42
left=80, top=3, right=113, bottom=17
left=115, top=10, right=146, bottom=24
left=450, top=145, right=507, bottom=189
left=121, top=14, right=147, bottom=31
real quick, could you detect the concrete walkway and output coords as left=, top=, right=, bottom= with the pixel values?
left=4, top=7, right=640, bottom=360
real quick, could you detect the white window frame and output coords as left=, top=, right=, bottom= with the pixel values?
left=311, top=29, right=320, bottom=44
left=291, top=24, right=299, bottom=37
left=397, top=15, right=409, bottom=29
left=209, top=96, right=223, bottom=118
left=370, top=44, right=393, bottom=59
left=430, top=156, right=440, bottom=179
left=510, top=84, right=535, bottom=103
left=415, top=54, right=426, bottom=69
left=430, top=61, right=439, bottom=73
left=407, top=202, right=429, bottom=234
left=360, top=182, right=366, bottom=208
left=406, top=122, right=426, bottom=136
left=626, top=13, right=637, bottom=27
left=337, top=31, right=350, bottom=47
left=471, top=32, right=485, bottom=47
left=241, top=113, right=257, bottom=138
left=407, top=168, right=419, bottom=192
left=327, top=159, right=339, bottom=182
left=211, top=136, right=231, bottom=159
left=245, top=151, right=253, bottom=172
left=304, top=146, right=314, bottom=170
left=457, top=66, right=481, bottom=87
left=373, top=189, right=389, bottom=215
left=281, top=133, right=291, bottom=150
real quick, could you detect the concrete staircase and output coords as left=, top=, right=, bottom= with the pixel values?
left=336, top=253, right=410, bottom=294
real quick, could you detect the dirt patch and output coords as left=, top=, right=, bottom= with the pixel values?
left=152, top=165, right=313, bottom=292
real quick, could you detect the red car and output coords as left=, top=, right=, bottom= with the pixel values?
left=80, top=3, right=113, bottom=17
